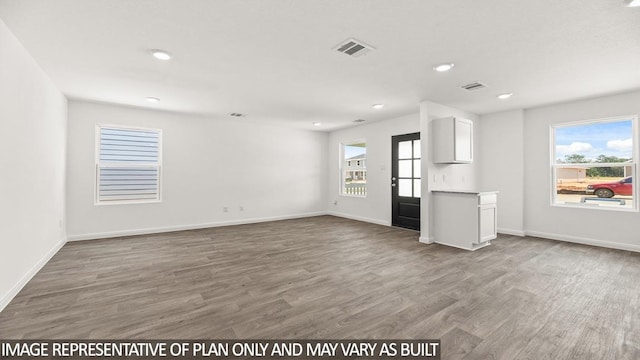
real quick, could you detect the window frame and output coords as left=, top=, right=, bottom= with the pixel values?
left=550, top=115, right=638, bottom=212
left=95, top=123, right=163, bottom=206
left=340, top=139, right=367, bottom=198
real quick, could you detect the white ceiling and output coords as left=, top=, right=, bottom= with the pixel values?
left=1, top=0, right=639, bottom=131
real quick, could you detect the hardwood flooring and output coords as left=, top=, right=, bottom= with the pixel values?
left=1, top=215, right=639, bottom=359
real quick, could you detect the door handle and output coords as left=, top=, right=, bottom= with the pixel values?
left=391, top=183, right=396, bottom=187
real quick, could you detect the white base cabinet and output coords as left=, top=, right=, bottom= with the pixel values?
left=432, top=190, right=498, bottom=251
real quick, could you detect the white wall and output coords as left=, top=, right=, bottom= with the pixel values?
left=523, top=90, right=640, bottom=251
left=327, top=113, right=420, bottom=225
left=66, top=101, right=328, bottom=240
left=419, top=100, right=480, bottom=242
left=0, top=19, right=68, bottom=310
left=479, top=109, right=525, bottom=236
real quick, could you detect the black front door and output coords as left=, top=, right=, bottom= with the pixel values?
left=391, top=132, right=421, bottom=230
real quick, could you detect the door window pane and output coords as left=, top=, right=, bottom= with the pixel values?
left=413, top=159, right=421, bottom=178
left=414, top=179, right=421, bottom=198
left=399, top=179, right=412, bottom=197
left=399, top=160, right=412, bottom=177
left=398, top=141, right=412, bottom=159
left=413, top=140, right=421, bottom=159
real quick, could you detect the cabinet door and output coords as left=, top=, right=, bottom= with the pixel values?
left=478, top=205, right=497, bottom=243
left=454, top=118, right=473, bottom=162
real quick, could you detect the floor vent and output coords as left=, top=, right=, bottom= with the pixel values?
left=334, top=38, right=375, bottom=57
left=461, top=82, right=487, bottom=91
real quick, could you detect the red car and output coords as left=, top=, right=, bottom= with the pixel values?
left=586, top=176, right=633, bottom=198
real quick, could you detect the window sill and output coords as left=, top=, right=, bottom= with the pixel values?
left=95, top=199, right=162, bottom=206
left=551, top=202, right=638, bottom=213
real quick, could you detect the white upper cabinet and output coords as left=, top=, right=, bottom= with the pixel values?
left=432, top=117, right=473, bottom=164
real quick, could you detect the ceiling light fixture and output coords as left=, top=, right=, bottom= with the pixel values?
left=229, top=113, right=246, bottom=117
left=353, top=119, right=366, bottom=123
left=312, top=122, right=322, bottom=126
left=433, top=63, right=455, bottom=72
left=497, top=93, right=513, bottom=100
left=624, top=0, right=640, bottom=7
left=151, top=49, right=172, bottom=60
left=372, top=104, right=384, bottom=109
left=146, top=97, right=160, bottom=103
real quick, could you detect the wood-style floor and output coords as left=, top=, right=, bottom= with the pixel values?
left=1, top=215, right=638, bottom=359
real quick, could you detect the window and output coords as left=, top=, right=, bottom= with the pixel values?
left=96, top=124, right=162, bottom=204
left=396, top=138, right=421, bottom=198
left=341, top=140, right=366, bottom=196
left=551, top=116, right=637, bottom=210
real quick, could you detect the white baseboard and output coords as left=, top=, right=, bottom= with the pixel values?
left=525, top=230, right=640, bottom=253
left=434, top=240, right=491, bottom=251
left=497, top=228, right=526, bottom=237
left=67, top=212, right=328, bottom=241
left=327, top=211, right=390, bottom=227
left=419, top=236, right=434, bottom=244
left=0, top=237, right=67, bottom=312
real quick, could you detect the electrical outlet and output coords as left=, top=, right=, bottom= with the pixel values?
left=223, top=207, right=228, bottom=213
left=333, top=200, right=338, bottom=206
left=239, top=206, right=244, bottom=212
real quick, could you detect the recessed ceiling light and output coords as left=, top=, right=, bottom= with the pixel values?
left=372, top=104, right=384, bottom=109
left=151, top=49, right=172, bottom=60
left=624, top=0, right=640, bottom=7
left=433, top=63, right=455, bottom=72
left=146, top=97, right=160, bottom=103
left=497, top=93, right=513, bottom=100
left=312, top=122, right=322, bottom=126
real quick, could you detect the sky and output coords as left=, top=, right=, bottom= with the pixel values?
left=344, top=144, right=366, bottom=159
left=555, top=119, right=633, bottom=161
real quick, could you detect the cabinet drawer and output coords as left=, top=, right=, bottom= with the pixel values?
left=479, top=194, right=497, bottom=205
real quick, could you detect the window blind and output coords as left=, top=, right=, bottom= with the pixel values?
left=97, top=126, right=161, bottom=203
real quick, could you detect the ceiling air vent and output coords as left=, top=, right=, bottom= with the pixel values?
left=461, top=82, right=487, bottom=91
left=229, top=113, right=246, bottom=117
left=334, top=38, right=375, bottom=57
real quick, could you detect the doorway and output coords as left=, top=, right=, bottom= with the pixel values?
left=391, top=132, right=421, bottom=230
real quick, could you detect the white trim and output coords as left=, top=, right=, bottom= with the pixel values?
left=551, top=200, right=637, bottom=212
left=67, top=212, right=328, bottom=241
left=434, top=240, right=491, bottom=251
left=326, top=211, right=390, bottom=226
left=419, top=236, right=435, bottom=244
left=0, top=238, right=67, bottom=312
left=525, top=230, right=640, bottom=253
left=497, top=228, right=526, bottom=237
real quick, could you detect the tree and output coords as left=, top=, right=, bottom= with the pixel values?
left=564, top=154, right=629, bottom=178
left=595, top=155, right=629, bottom=163
left=563, top=154, right=588, bottom=163
left=587, top=154, right=630, bottom=178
